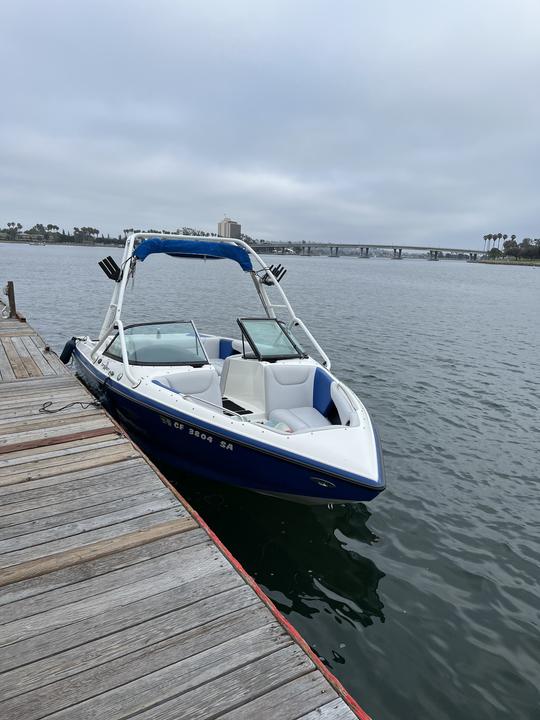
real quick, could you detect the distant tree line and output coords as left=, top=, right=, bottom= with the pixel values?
left=0, top=221, right=267, bottom=246
left=0, top=221, right=112, bottom=243
left=483, top=233, right=540, bottom=260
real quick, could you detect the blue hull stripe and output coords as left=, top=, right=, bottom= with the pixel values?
left=74, top=349, right=385, bottom=492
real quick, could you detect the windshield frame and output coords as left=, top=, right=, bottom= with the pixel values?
left=237, top=317, right=307, bottom=361
left=103, top=320, right=209, bottom=367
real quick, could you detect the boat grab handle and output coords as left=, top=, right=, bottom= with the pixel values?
left=182, top=394, right=246, bottom=422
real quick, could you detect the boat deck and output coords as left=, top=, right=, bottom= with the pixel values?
left=0, top=312, right=365, bottom=720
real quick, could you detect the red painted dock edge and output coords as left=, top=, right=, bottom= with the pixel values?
left=105, top=411, right=373, bottom=720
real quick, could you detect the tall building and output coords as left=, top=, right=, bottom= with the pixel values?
left=218, top=217, right=241, bottom=239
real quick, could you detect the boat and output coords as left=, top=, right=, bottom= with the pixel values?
left=66, top=233, right=385, bottom=504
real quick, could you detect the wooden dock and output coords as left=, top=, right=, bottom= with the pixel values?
left=0, top=308, right=367, bottom=719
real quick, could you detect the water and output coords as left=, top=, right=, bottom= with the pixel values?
left=3, top=242, right=539, bottom=719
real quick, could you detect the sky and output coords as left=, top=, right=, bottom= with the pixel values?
left=1, top=0, right=539, bottom=247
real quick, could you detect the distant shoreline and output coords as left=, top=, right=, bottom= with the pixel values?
left=479, top=258, right=540, bottom=267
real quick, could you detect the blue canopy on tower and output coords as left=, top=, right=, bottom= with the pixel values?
left=133, top=238, right=253, bottom=272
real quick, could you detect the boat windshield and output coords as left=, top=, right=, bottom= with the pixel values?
left=237, top=318, right=305, bottom=361
left=104, top=321, right=208, bottom=366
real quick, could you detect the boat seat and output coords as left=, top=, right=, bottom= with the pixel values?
left=202, top=338, right=236, bottom=376
left=210, top=358, right=225, bottom=376
left=264, top=364, right=315, bottom=413
left=154, top=368, right=222, bottom=410
left=269, top=407, right=331, bottom=432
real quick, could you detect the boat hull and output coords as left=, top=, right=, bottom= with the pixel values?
left=73, top=352, right=383, bottom=504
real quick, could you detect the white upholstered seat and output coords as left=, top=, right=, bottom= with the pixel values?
left=155, top=368, right=222, bottom=410
left=269, top=407, right=331, bottom=432
left=263, top=364, right=315, bottom=414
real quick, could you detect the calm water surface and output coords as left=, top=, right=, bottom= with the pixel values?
left=3, top=243, right=539, bottom=719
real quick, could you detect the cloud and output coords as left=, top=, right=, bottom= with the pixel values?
left=1, top=0, right=539, bottom=246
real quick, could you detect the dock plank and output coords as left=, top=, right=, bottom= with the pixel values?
left=0, top=532, right=215, bottom=627
left=1, top=591, right=265, bottom=706
left=10, top=336, right=42, bottom=377
left=217, top=673, right=339, bottom=720
left=1, top=338, right=28, bottom=378
left=0, top=506, right=185, bottom=569
left=0, top=341, right=16, bottom=381
left=117, top=644, right=314, bottom=720
left=19, top=335, right=57, bottom=375
left=28, top=627, right=297, bottom=720
left=0, top=492, right=180, bottom=552
left=298, top=698, right=360, bottom=719
left=0, top=567, right=237, bottom=672
left=0, top=481, right=162, bottom=534
left=0, top=539, right=222, bottom=645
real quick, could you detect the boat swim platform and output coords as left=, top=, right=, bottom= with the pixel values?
left=0, top=312, right=369, bottom=719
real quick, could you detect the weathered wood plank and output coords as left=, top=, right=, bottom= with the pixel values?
left=218, top=673, right=340, bottom=720
left=0, top=340, right=16, bottom=381
left=21, top=627, right=299, bottom=720
left=20, top=335, right=57, bottom=376
left=0, top=442, right=140, bottom=486
left=0, top=539, right=223, bottom=644
left=0, top=415, right=113, bottom=445
left=10, top=336, right=42, bottom=377
left=0, top=329, right=36, bottom=337
left=0, top=566, right=236, bottom=672
left=0, top=424, right=118, bottom=455
left=0, top=506, right=185, bottom=569
left=0, top=528, right=207, bottom=624
left=0, top=395, right=90, bottom=419
left=0, top=381, right=82, bottom=399
left=0, top=374, right=79, bottom=394
left=1, top=338, right=28, bottom=378
left=0, top=407, right=102, bottom=433
left=296, top=698, right=359, bottom=720
left=0, top=393, right=93, bottom=418
left=79, top=644, right=313, bottom=720
left=0, top=492, right=179, bottom=553
left=0, top=529, right=205, bottom=609
left=1, top=588, right=264, bottom=704
left=0, top=478, right=157, bottom=531
left=0, top=384, right=80, bottom=406
left=0, top=459, right=150, bottom=507
left=0, top=434, right=126, bottom=466
left=34, top=345, right=69, bottom=375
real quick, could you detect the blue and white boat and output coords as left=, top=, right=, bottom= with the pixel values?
left=68, top=233, right=385, bottom=504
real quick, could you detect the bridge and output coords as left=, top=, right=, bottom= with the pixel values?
left=256, top=242, right=483, bottom=261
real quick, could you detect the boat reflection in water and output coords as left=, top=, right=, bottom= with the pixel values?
left=160, top=466, right=386, bottom=666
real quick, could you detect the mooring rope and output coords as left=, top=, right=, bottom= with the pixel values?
left=39, top=400, right=101, bottom=414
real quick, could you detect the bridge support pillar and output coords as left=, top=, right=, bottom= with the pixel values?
left=398, top=248, right=402, bottom=259
left=393, top=248, right=397, bottom=258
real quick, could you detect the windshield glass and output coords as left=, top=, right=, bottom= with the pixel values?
left=238, top=318, right=304, bottom=360
left=104, top=322, right=208, bottom=366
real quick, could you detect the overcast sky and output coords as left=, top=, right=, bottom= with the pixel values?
left=1, top=0, right=539, bottom=247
